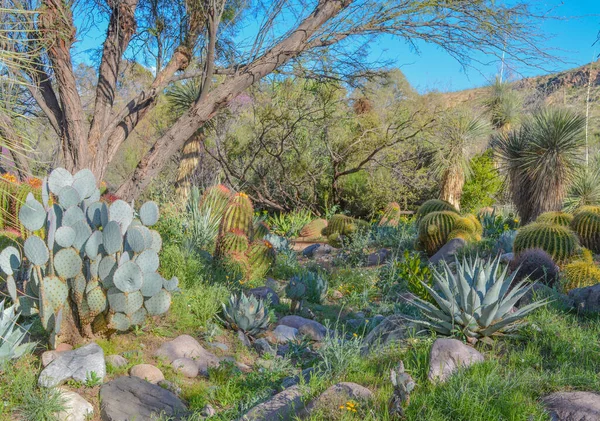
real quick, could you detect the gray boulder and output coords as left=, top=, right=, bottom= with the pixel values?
left=302, top=244, right=322, bottom=258
left=154, top=334, right=220, bottom=376
left=271, top=325, right=298, bottom=343
left=39, top=343, right=106, bottom=388
left=429, top=238, right=467, bottom=265
left=253, top=338, right=275, bottom=357
left=543, top=391, right=600, bottom=421
left=247, top=286, right=280, bottom=306
left=106, top=355, right=128, bottom=368
left=303, top=382, right=373, bottom=417
left=366, top=249, right=391, bottom=266
left=360, top=314, right=418, bottom=355
left=569, top=284, right=600, bottom=313
left=55, top=388, right=93, bottom=421
left=100, top=376, right=187, bottom=421
left=428, top=338, right=484, bottom=382
left=239, top=385, right=303, bottom=421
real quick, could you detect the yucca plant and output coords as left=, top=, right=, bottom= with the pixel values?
left=183, top=186, right=223, bottom=252
left=563, top=164, right=600, bottom=213
left=221, top=292, right=270, bottom=337
left=493, top=107, right=585, bottom=224
left=409, top=256, right=548, bottom=339
left=482, top=76, right=522, bottom=132
left=0, top=300, right=35, bottom=366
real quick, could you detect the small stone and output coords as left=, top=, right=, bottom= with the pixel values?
left=428, top=338, right=484, bottom=383
left=238, top=330, right=252, bottom=347
left=38, top=343, right=106, bottom=388
left=272, top=325, right=298, bottom=343
left=304, top=382, right=373, bottom=417
left=100, top=376, right=186, bottom=420
left=247, top=286, right=280, bottom=306
left=154, top=334, right=220, bottom=376
left=302, top=244, right=322, bottom=258
left=331, top=290, right=343, bottom=299
left=55, top=388, right=93, bottom=421
left=429, top=238, right=467, bottom=265
left=172, top=358, right=199, bottom=378
left=201, top=404, right=216, bottom=417
left=366, top=249, right=391, bottom=266
left=106, top=354, right=128, bottom=368
left=208, top=342, right=229, bottom=352
left=55, top=343, right=73, bottom=352
left=298, top=322, right=327, bottom=341
left=42, top=351, right=61, bottom=368
left=130, top=364, right=165, bottom=384
left=240, top=385, right=304, bottom=421
left=253, top=338, right=276, bottom=356
left=542, top=391, right=600, bottom=420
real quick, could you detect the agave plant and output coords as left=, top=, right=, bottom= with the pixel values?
left=221, top=292, right=270, bottom=337
left=0, top=300, right=35, bottom=366
left=409, top=256, right=548, bottom=339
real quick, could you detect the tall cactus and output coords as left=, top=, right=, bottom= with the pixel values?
left=220, top=193, right=254, bottom=237
left=415, top=199, right=458, bottom=221
left=513, top=222, right=578, bottom=263
left=1, top=168, right=177, bottom=347
left=571, top=211, right=600, bottom=253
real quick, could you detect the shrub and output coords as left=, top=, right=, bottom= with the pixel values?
left=509, top=248, right=559, bottom=287
left=513, top=222, right=578, bottom=263
left=267, top=210, right=313, bottom=237
left=410, top=256, right=548, bottom=339
left=460, top=150, right=503, bottom=212
left=561, top=249, right=600, bottom=292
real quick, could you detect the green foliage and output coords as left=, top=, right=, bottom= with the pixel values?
left=6, top=167, right=177, bottom=346
left=561, top=249, right=600, bottom=292
left=380, top=250, right=433, bottom=302
left=267, top=209, right=313, bottom=237
left=563, top=163, right=600, bottom=212
left=410, top=256, right=548, bottom=339
left=509, top=248, right=559, bottom=286
left=536, top=211, right=573, bottom=227
left=316, top=327, right=362, bottom=376
left=221, top=292, right=270, bottom=337
left=169, top=281, right=229, bottom=333
left=415, top=199, right=458, bottom=221
left=493, top=107, right=586, bottom=223
left=513, top=222, right=578, bottom=262
left=460, top=150, right=502, bottom=212
left=478, top=208, right=519, bottom=239
left=20, top=387, right=66, bottom=421
left=483, top=76, right=522, bottom=131
left=0, top=300, right=35, bottom=366
left=570, top=210, right=600, bottom=253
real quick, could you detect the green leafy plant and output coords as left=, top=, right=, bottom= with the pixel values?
left=84, top=371, right=102, bottom=387
left=398, top=250, right=433, bottom=302
left=0, top=300, right=35, bottom=366
left=221, top=292, right=270, bottom=337
left=409, top=256, right=548, bottom=339
left=267, top=210, right=313, bottom=237
left=19, top=387, right=66, bottom=421
left=3, top=167, right=177, bottom=347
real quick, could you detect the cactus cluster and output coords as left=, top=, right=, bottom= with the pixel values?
left=379, top=202, right=402, bottom=227
left=322, top=214, right=367, bottom=247
left=562, top=249, right=600, bottom=292
left=415, top=199, right=458, bottom=221
left=513, top=222, right=578, bottom=263
left=221, top=292, right=270, bottom=337
left=214, top=192, right=276, bottom=284
left=417, top=211, right=481, bottom=256
left=1, top=168, right=177, bottom=347
left=298, top=218, right=328, bottom=241
left=570, top=210, right=600, bottom=253
left=536, top=211, right=573, bottom=227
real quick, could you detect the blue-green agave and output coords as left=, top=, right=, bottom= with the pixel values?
left=0, top=300, right=35, bottom=365
left=409, top=256, right=548, bottom=338
left=222, top=292, right=270, bottom=337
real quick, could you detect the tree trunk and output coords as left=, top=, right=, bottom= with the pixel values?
left=439, top=166, right=465, bottom=211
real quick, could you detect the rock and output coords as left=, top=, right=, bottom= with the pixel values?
left=272, top=325, right=298, bottom=343
left=428, top=338, right=484, bottom=382
left=276, top=344, right=289, bottom=357
left=304, top=382, right=373, bottom=417
left=298, top=321, right=327, bottom=341
left=154, top=334, right=220, bottom=376
left=429, top=238, right=467, bottom=265
left=100, top=376, right=187, bottom=420
left=56, top=343, right=73, bottom=352
left=240, top=385, right=304, bottom=421
left=500, top=252, right=514, bottom=264
left=55, top=388, right=93, bottom=421
left=361, top=314, right=418, bottom=355
left=208, top=342, right=229, bottom=352
left=331, top=290, right=343, bottom=300
left=253, top=338, right=275, bottom=357
left=106, top=355, right=128, bottom=368
left=281, top=368, right=315, bottom=389
left=42, top=350, right=61, bottom=367
left=278, top=315, right=316, bottom=328
left=201, top=404, right=216, bottom=417
left=518, top=283, right=561, bottom=308
left=247, top=286, right=280, bottom=306
left=302, top=244, right=322, bottom=258
left=542, top=391, right=600, bottom=420
left=366, top=249, right=391, bottom=266
left=158, top=380, right=182, bottom=397
left=172, top=358, right=199, bottom=378
left=39, top=343, right=106, bottom=388
left=569, top=284, right=600, bottom=313
left=130, top=364, right=165, bottom=384
left=238, top=330, right=252, bottom=347
left=345, top=318, right=363, bottom=331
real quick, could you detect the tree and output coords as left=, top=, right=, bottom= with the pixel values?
left=493, top=107, right=585, bottom=223
left=431, top=110, right=489, bottom=210
left=5, top=0, right=552, bottom=200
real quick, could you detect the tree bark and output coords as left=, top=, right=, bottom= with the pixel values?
left=439, top=166, right=465, bottom=211
left=174, top=132, right=203, bottom=201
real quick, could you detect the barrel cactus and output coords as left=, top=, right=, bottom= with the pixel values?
left=536, top=211, right=574, bottom=227
left=570, top=211, right=600, bottom=253
left=562, top=249, right=600, bottom=292
left=417, top=211, right=461, bottom=255
left=252, top=220, right=270, bottom=239
left=216, top=229, right=250, bottom=255
left=299, top=218, right=328, bottom=240
left=513, top=222, right=578, bottom=263
left=415, top=199, right=458, bottom=221
left=1, top=168, right=177, bottom=347
left=199, top=184, right=231, bottom=219
left=574, top=205, right=600, bottom=215
left=322, top=214, right=357, bottom=236
left=219, top=192, right=254, bottom=237
left=247, top=240, right=277, bottom=282
left=222, top=292, right=269, bottom=337
left=379, top=202, right=402, bottom=227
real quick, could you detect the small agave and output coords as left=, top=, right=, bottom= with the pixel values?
left=408, top=255, right=548, bottom=339
left=0, top=300, right=35, bottom=366
left=222, top=292, right=270, bottom=337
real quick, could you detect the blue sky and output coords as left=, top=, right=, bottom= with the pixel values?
left=74, top=1, right=600, bottom=93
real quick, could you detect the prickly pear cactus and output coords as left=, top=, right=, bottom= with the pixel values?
left=0, top=168, right=177, bottom=347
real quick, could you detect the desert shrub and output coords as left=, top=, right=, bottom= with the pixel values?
left=160, top=244, right=210, bottom=288
left=267, top=210, right=313, bottom=237
left=378, top=250, right=432, bottom=302
left=316, top=326, right=362, bottom=376
left=460, top=150, right=503, bottom=212
left=371, top=220, right=417, bottom=250
left=169, top=282, right=229, bottom=333
left=510, top=248, right=559, bottom=286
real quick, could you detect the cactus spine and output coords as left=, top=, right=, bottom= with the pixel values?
left=536, top=211, right=574, bottom=227
left=570, top=211, right=600, bottom=253
left=562, top=249, right=600, bottom=292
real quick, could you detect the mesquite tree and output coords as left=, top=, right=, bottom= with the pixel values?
left=3, top=0, right=552, bottom=200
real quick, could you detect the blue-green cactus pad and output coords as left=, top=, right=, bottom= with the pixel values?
left=19, top=197, right=46, bottom=232
left=86, top=285, right=107, bottom=313
left=71, top=220, right=92, bottom=251
left=62, top=206, right=86, bottom=227
left=139, top=201, right=159, bottom=226
left=144, top=289, right=171, bottom=315
left=85, top=231, right=103, bottom=259
left=55, top=226, right=76, bottom=248
left=102, top=221, right=122, bottom=254
left=54, top=248, right=83, bottom=279
left=109, top=200, right=134, bottom=233
left=107, top=288, right=143, bottom=315
left=0, top=246, right=21, bottom=276
left=58, top=186, right=81, bottom=208
left=163, top=276, right=179, bottom=292
left=113, top=261, right=143, bottom=292
left=109, top=312, right=130, bottom=331
left=125, top=226, right=146, bottom=253
left=24, top=236, right=50, bottom=266
left=72, top=169, right=96, bottom=199
left=135, top=249, right=159, bottom=273
left=149, top=230, right=162, bottom=253
left=42, top=276, right=69, bottom=310
left=48, top=168, right=73, bottom=195
left=140, top=272, right=163, bottom=297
